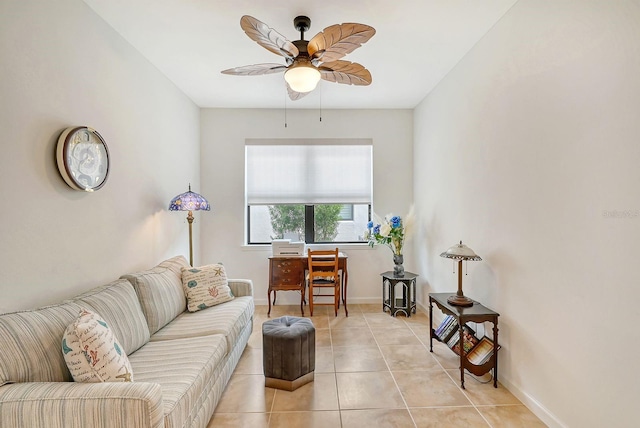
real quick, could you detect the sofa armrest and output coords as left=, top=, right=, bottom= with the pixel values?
left=228, top=279, right=253, bottom=298
left=0, top=382, right=164, bottom=428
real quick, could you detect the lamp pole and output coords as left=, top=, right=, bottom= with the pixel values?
left=187, top=210, right=194, bottom=266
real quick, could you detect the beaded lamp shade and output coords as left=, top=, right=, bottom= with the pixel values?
left=440, top=241, right=482, bottom=307
left=168, top=185, right=210, bottom=212
left=169, top=184, right=210, bottom=266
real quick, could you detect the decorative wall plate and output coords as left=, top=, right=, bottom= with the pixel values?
left=56, top=126, right=110, bottom=191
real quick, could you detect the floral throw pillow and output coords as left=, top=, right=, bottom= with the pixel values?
left=181, top=264, right=234, bottom=312
left=62, top=309, right=133, bottom=383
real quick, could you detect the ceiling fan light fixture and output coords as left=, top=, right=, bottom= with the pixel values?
left=284, top=64, right=321, bottom=93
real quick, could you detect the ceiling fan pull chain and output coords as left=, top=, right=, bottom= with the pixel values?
left=319, top=83, right=322, bottom=122
left=284, top=86, right=288, bottom=128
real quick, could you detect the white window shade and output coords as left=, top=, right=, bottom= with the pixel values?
left=246, top=145, right=372, bottom=205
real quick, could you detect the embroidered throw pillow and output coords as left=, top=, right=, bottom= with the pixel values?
left=181, top=264, right=234, bottom=312
left=62, top=309, right=133, bottom=383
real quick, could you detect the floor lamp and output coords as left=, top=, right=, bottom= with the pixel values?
left=169, top=184, right=210, bottom=266
left=440, top=241, right=482, bottom=307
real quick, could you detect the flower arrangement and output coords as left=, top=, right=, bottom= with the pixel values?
left=365, top=207, right=414, bottom=256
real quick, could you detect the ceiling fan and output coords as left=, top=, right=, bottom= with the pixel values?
left=221, top=15, right=376, bottom=100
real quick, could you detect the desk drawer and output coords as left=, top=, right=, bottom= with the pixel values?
left=270, top=260, right=304, bottom=285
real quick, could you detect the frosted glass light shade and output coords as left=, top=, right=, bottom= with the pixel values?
left=284, top=66, right=321, bottom=93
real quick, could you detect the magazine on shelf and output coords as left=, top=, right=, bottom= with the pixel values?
left=438, top=317, right=458, bottom=342
left=466, top=336, right=501, bottom=365
left=434, top=315, right=453, bottom=336
left=450, top=325, right=479, bottom=355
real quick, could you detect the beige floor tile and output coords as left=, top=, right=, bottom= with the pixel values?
left=429, top=341, right=462, bottom=369
left=304, top=314, right=330, bottom=329
left=341, top=408, right=415, bottom=428
left=371, top=327, right=423, bottom=346
left=447, top=370, right=520, bottom=405
left=308, top=305, right=332, bottom=316
left=215, top=374, right=275, bottom=413
left=410, top=407, right=489, bottom=427
left=336, top=372, right=406, bottom=410
left=393, top=370, right=472, bottom=407
left=329, top=313, right=368, bottom=329
left=315, top=347, right=335, bottom=373
left=269, top=303, right=304, bottom=317
left=478, top=404, right=548, bottom=427
left=246, top=328, right=264, bottom=349
left=271, top=373, right=339, bottom=411
left=316, top=328, right=332, bottom=347
left=207, top=412, right=270, bottom=427
left=379, top=345, right=440, bottom=371
left=209, top=306, right=546, bottom=428
left=234, top=347, right=263, bottom=374
left=352, top=303, right=383, bottom=313
left=269, top=411, right=341, bottom=428
left=409, top=326, right=433, bottom=345
left=365, top=312, right=408, bottom=328
left=331, top=327, right=376, bottom=347
left=400, top=311, right=431, bottom=326
left=333, top=345, right=388, bottom=373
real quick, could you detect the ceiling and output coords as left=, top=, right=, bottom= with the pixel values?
left=82, top=0, right=518, bottom=109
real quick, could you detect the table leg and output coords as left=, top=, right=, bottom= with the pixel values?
left=459, top=322, right=466, bottom=389
left=493, top=320, right=499, bottom=388
left=429, top=298, right=434, bottom=352
left=267, top=289, right=272, bottom=317
left=343, top=265, right=348, bottom=317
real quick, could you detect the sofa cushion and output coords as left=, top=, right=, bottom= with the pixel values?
left=0, top=301, right=84, bottom=386
left=128, top=334, right=227, bottom=428
left=71, top=279, right=150, bottom=355
left=150, top=296, right=254, bottom=352
left=181, top=264, right=234, bottom=312
left=121, top=256, right=189, bottom=335
left=62, top=309, right=134, bottom=383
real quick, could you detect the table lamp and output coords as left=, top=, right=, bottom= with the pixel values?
left=169, top=184, right=210, bottom=266
left=440, top=241, right=482, bottom=307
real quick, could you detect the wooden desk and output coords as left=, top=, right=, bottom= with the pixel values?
left=268, top=253, right=349, bottom=317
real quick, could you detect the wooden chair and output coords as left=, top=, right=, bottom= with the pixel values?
left=307, top=248, right=341, bottom=316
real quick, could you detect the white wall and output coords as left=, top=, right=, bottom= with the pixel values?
left=0, top=0, right=200, bottom=313
left=413, top=0, right=640, bottom=427
left=200, top=108, right=413, bottom=306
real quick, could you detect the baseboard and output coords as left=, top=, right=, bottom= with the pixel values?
left=497, top=377, right=566, bottom=428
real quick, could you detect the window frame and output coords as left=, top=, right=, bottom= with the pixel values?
left=246, top=204, right=372, bottom=245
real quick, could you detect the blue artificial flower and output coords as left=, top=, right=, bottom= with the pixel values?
left=367, top=221, right=374, bottom=229
left=373, top=224, right=381, bottom=235
left=390, top=216, right=401, bottom=228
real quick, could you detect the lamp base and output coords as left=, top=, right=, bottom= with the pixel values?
left=447, top=294, right=474, bottom=307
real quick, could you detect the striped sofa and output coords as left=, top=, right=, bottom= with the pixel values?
left=0, top=256, right=254, bottom=428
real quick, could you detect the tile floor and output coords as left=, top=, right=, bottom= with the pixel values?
left=208, top=304, right=546, bottom=427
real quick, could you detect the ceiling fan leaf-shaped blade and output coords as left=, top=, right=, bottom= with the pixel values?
left=221, top=63, right=287, bottom=76
left=308, top=23, right=375, bottom=64
left=240, top=15, right=299, bottom=59
left=319, top=61, right=372, bottom=86
left=287, top=84, right=309, bottom=101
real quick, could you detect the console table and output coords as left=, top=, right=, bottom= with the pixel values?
left=429, top=293, right=500, bottom=389
left=268, top=253, right=348, bottom=317
left=381, top=271, right=417, bottom=317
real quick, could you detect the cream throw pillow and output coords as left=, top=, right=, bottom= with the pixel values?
left=62, top=309, right=133, bottom=383
left=181, top=264, right=234, bottom=312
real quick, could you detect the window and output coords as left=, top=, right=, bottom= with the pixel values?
left=246, top=141, right=372, bottom=244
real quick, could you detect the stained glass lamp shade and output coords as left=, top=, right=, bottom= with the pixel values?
left=440, top=241, right=482, bottom=307
left=169, top=185, right=210, bottom=266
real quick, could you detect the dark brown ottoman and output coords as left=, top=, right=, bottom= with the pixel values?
left=262, top=316, right=315, bottom=391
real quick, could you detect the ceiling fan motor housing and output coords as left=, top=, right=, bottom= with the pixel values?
left=293, top=16, right=311, bottom=34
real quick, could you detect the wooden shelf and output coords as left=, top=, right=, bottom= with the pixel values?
left=428, top=293, right=500, bottom=389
